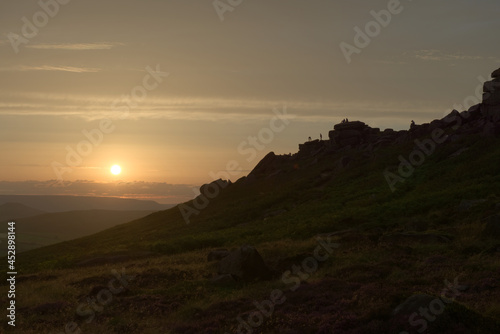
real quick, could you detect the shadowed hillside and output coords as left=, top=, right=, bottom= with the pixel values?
left=0, top=210, right=158, bottom=255
left=0, top=203, right=46, bottom=221
left=0, top=195, right=175, bottom=212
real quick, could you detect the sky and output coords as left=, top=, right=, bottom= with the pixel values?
left=1, top=0, right=499, bottom=203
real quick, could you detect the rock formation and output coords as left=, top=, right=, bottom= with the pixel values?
left=482, top=68, right=500, bottom=121
left=194, top=68, right=500, bottom=189
left=217, top=245, right=272, bottom=281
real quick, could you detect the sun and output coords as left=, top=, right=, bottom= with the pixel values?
left=110, top=165, right=122, bottom=175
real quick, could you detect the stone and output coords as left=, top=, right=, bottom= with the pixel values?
left=483, top=80, right=500, bottom=93
left=333, top=120, right=367, bottom=131
left=428, top=119, right=444, bottom=132
left=483, top=90, right=500, bottom=106
left=483, top=121, right=500, bottom=137
left=492, top=68, right=500, bottom=78
left=218, top=245, right=272, bottom=281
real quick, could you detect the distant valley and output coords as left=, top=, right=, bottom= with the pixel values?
left=0, top=196, right=176, bottom=255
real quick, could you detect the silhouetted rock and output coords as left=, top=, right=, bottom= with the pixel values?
left=482, top=68, right=500, bottom=121
left=248, top=152, right=290, bottom=177
left=218, top=245, right=272, bottom=281
left=329, top=121, right=370, bottom=147
left=492, top=68, right=500, bottom=78
left=298, top=139, right=326, bottom=157
left=200, top=179, right=231, bottom=197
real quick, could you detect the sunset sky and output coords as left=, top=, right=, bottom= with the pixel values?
left=1, top=0, right=499, bottom=203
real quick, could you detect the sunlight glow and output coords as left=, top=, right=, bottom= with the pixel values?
left=110, top=165, right=122, bottom=175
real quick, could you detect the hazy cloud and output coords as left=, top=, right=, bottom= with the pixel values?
left=0, top=65, right=101, bottom=73
left=413, top=50, right=500, bottom=62
left=0, top=92, right=437, bottom=122
left=26, top=42, right=124, bottom=50
left=0, top=180, right=196, bottom=204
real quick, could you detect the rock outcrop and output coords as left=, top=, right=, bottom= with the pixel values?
left=200, top=179, right=231, bottom=197
left=217, top=245, right=272, bottom=281
left=482, top=68, right=500, bottom=121
left=195, top=68, right=500, bottom=197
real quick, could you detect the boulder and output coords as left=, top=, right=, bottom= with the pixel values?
left=492, top=68, right=500, bottom=78
left=483, top=121, right=500, bottom=137
left=218, top=245, right=272, bottom=281
left=482, top=70, right=500, bottom=121
left=428, top=119, right=444, bottom=132
left=333, top=121, right=367, bottom=131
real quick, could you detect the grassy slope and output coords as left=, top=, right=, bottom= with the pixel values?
left=0, top=210, right=157, bottom=255
left=1, top=133, right=500, bottom=333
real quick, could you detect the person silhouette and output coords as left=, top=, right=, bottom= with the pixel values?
left=411, top=120, right=415, bottom=127
left=320, top=133, right=323, bottom=141
left=308, top=136, right=311, bottom=141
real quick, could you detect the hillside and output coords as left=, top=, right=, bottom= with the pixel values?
left=0, top=195, right=175, bottom=212
left=0, top=210, right=157, bottom=255
left=2, top=71, right=500, bottom=333
left=0, top=202, right=46, bottom=221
